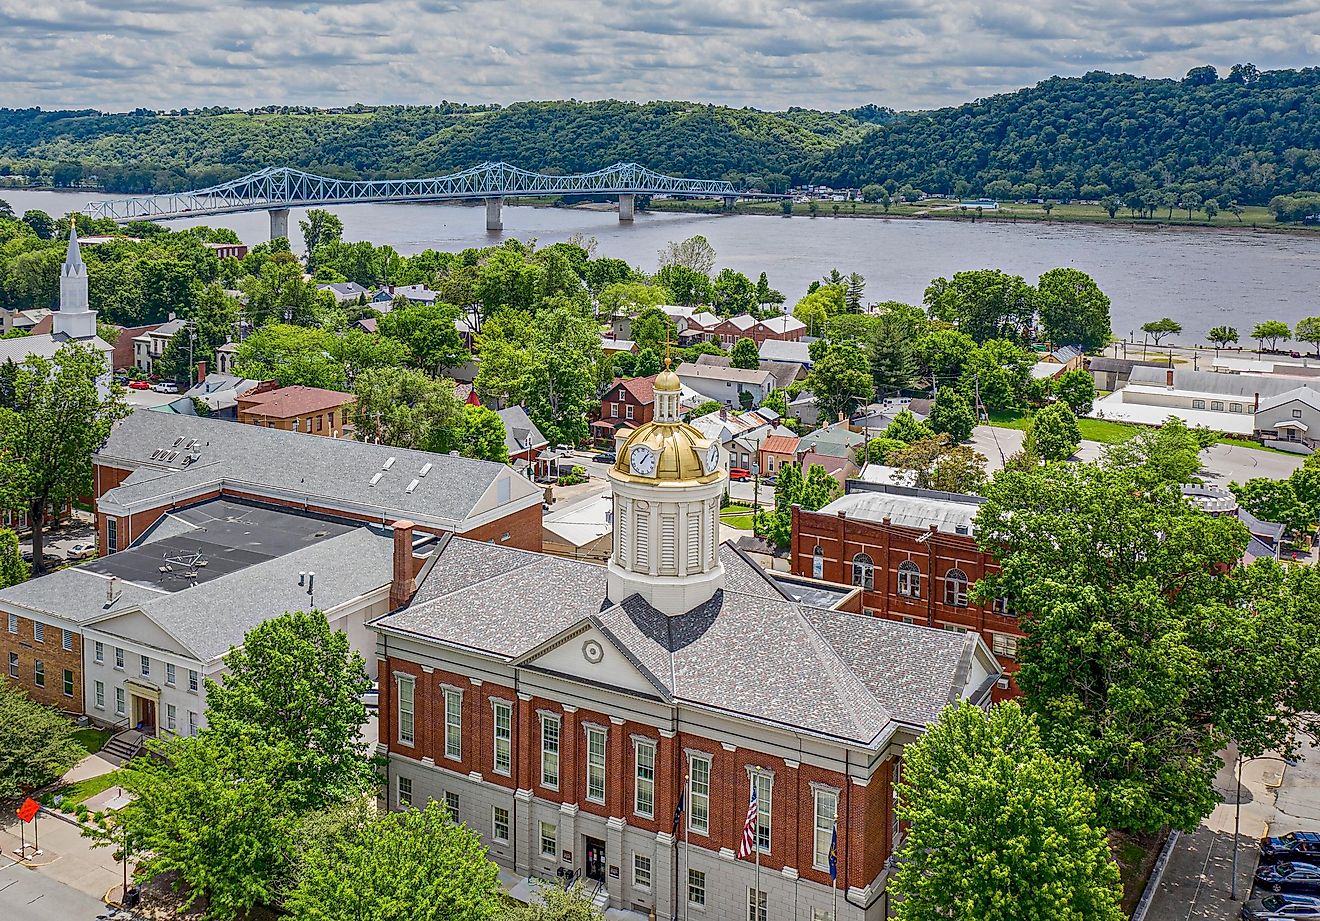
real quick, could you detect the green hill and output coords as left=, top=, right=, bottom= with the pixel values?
left=3, top=65, right=1320, bottom=205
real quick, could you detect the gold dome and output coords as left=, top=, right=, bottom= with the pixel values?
left=655, top=362, right=681, bottom=393
left=612, top=420, right=722, bottom=485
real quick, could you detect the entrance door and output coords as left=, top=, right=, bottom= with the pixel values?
left=584, top=837, right=606, bottom=882
left=132, top=694, right=157, bottom=735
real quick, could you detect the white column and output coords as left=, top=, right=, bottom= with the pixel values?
left=485, top=197, right=503, bottom=232
left=619, top=193, right=635, bottom=222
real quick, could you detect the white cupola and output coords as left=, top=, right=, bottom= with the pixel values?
left=53, top=219, right=97, bottom=341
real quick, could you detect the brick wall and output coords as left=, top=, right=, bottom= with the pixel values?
left=1, top=614, right=82, bottom=712
left=461, top=501, right=543, bottom=552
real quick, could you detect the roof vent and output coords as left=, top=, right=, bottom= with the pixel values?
left=418, top=462, right=432, bottom=477
left=382, top=457, right=396, bottom=470
left=369, top=471, right=383, bottom=487
left=405, top=478, right=420, bottom=494
left=173, top=437, right=184, bottom=447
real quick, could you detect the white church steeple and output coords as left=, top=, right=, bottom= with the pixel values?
left=53, top=218, right=97, bottom=341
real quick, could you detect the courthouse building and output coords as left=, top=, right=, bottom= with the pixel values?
left=372, top=365, right=1000, bottom=920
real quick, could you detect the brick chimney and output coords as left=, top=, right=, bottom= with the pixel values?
left=196, top=360, right=207, bottom=382
left=390, top=520, right=417, bottom=610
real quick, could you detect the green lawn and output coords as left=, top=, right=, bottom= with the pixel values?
left=987, top=409, right=1290, bottom=452
left=720, top=504, right=756, bottom=530
left=60, top=769, right=125, bottom=806
left=72, top=727, right=110, bottom=754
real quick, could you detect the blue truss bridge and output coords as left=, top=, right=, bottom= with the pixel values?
left=84, top=161, right=784, bottom=236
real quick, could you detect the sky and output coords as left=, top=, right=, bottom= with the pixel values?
left=3, top=0, right=1319, bottom=112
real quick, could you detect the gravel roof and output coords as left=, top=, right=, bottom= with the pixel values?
left=97, top=409, right=537, bottom=528
left=378, top=539, right=986, bottom=744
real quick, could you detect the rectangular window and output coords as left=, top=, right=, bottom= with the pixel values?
left=189, top=711, right=199, bottom=736
left=813, top=788, right=839, bottom=870
left=63, top=668, right=73, bottom=697
left=634, top=739, right=656, bottom=818
left=444, top=791, right=459, bottom=818
left=611, top=402, right=619, bottom=418
left=689, top=755, right=711, bottom=834
left=493, top=806, right=510, bottom=843
left=540, top=821, right=557, bottom=857
left=626, top=403, right=635, bottom=420
left=541, top=714, right=561, bottom=789
left=33, top=621, right=43, bottom=643
left=397, top=775, right=412, bottom=806
left=140, top=655, right=150, bottom=678
left=292, top=418, right=300, bottom=432
left=397, top=675, right=416, bottom=745
left=992, top=596, right=1012, bottom=616
left=166, top=703, right=176, bottom=731
left=753, top=772, right=772, bottom=854
left=166, top=663, right=176, bottom=686
left=316, top=415, right=324, bottom=433
left=688, top=869, right=706, bottom=906
left=94, top=680, right=104, bottom=709
left=812, top=910, right=835, bottom=921
left=633, top=853, right=652, bottom=890
left=94, top=641, right=103, bottom=664
left=1211, top=401, right=1224, bottom=412
left=115, top=647, right=124, bottom=669
left=585, top=726, right=607, bottom=804
left=188, top=669, right=199, bottom=692
left=891, top=760, right=902, bottom=847
left=1192, top=399, right=1206, bottom=410
left=107, top=517, right=117, bottom=551
left=1294, top=409, right=1305, bottom=419
left=34, top=659, right=44, bottom=687
left=115, top=687, right=126, bottom=715
left=748, top=888, right=767, bottom=921
left=62, top=629, right=73, bottom=652
left=1230, top=402, right=1243, bottom=413
left=992, top=633, right=1018, bottom=660
left=8, top=613, right=16, bottom=633
left=443, top=688, right=462, bottom=760
left=493, top=701, right=512, bottom=775
left=7, top=651, right=16, bottom=678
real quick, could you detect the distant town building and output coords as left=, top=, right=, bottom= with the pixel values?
left=236, top=385, right=356, bottom=437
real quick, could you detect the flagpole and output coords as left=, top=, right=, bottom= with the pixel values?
left=755, top=840, right=762, bottom=921
left=831, top=819, right=839, bottom=921
left=683, top=788, right=690, bottom=921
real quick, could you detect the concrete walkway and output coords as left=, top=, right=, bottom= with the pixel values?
left=1144, top=746, right=1287, bottom=921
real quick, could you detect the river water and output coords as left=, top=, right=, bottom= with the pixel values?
left=6, top=188, right=1320, bottom=345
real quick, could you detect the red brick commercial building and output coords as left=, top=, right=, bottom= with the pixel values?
left=791, top=483, right=1022, bottom=699
left=236, top=385, right=356, bottom=437
left=93, top=410, right=545, bottom=555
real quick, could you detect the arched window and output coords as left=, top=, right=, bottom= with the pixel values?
left=943, top=568, right=969, bottom=607
left=852, top=553, right=874, bottom=591
left=897, top=561, right=921, bottom=598
left=812, top=545, right=824, bottom=579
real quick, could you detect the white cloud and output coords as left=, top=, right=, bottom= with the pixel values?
left=3, top=0, right=1318, bottom=111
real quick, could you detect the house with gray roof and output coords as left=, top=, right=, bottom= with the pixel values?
left=1254, top=386, right=1320, bottom=452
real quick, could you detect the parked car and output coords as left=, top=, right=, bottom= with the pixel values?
left=1263, top=833, right=1320, bottom=865
left=1291, top=351, right=1303, bottom=359
left=151, top=382, right=180, bottom=393
left=1242, top=893, right=1320, bottom=919
left=65, top=543, right=97, bottom=561
left=128, top=380, right=151, bottom=390
left=1256, top=862, right=1320, bottom=894
left=592, top=452, right=616, bottom=464
left=729, top=467, right=751, bottom=481
left=360, top=683, right=379, bottom=712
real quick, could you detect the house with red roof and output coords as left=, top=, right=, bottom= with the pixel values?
left=592, top=374, right=657, bottom=439
left=236, top=385, right=356, bottom=437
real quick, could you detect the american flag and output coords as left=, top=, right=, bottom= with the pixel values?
left=737, top=787, right=758, bottom=859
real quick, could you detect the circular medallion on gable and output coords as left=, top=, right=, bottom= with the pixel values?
left=582, top=639, right=604, bottom=664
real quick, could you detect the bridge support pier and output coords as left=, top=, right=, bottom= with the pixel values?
left=618, top=193, right=635, bottom=222
left=485, top=197, right=503, bottom=232
left=721, top=196, right=737, bottom=212
left=269, top=208, right=290, bottom=241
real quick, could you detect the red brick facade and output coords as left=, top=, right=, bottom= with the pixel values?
left=380, top=655, right=900, bottom=892
left=1, top=613, right=82, bottom=712
left=792, top=505, right=1021, bottom=699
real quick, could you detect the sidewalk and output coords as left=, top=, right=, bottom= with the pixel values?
left=1143, top=746, right=1281, bottom=921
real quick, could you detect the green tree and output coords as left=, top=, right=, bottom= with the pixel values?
left=1141, top=317, right=1182, bottom=345
left=299, top=209, right=344, bottom=267
left=242, top=253, right=327, bottom=326
left=500, top=883, right=606, bottom=921
left=861, top=183, right=883, bottom=202
left=844, top=272, right=866, bottom=311
left=753, top=272, right=784, bottom=309
left=203, top=610, right=375, bottom=811
left=730, top=337, right=759, bottom=370
left=0, top=528, right=28, bottom=588
left=630, top=307, right=678, bottom=356
left=888, top=436, right=987, bottom=493
left=867, top=313, right=916, bottom=396
left=350, top=366, right=465, bottom=452
left=913, top=328, right=976, bottom=386
left=1034, top=268, right=1112, bottom=351
left=1054, top=368, right=1097, bottom=416
left=711, top=269, right=756, bottom=316
left=596, top=281, right=669, bottom=318
left=883, top=409, right=935, bottom=444
left=927, top=388, right=975, bottom=443
left=924, top=270, right=1034, bottom=343
left=287, top=800, right=503, bottom=921
left=1207, top=325, right=1239, bottom=349
left=657, top=235, right=715, bottom=276
left=0, top=344, right=129, bottom=573
left=1252, top=320, right=1291, bottom=352
left=233, top=324, right=347, bottom=390
left=1295, top=316, right=1320, bottom=356
left=1026, top=402, right=1081, bottom=461
left=973, top=452, right=1307, bottom=833
left=960, top=339, right=1033, bottom=412
left=457, top=404, right=508, bottom=463
left=791, top=284, right=846, bottom=336
left=891, top=700, right=1124, bottom=921
left=806, top=344, right=872, bottom=421
left=654, top=264, right=711, bottom=308
left=0, top=681, right=86, bottom=800
left=689, top=399, right=723, bottom=420
left=1230, top=477, right=1313, bottom=538
left=377, top=301, right=468, bottom=373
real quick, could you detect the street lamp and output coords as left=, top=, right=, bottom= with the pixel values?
left=1230, top=749, right=1287, bottom=901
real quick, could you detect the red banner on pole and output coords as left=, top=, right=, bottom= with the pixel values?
left=17, top=798, right=39, bottom=823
